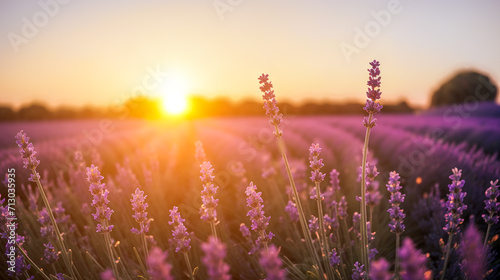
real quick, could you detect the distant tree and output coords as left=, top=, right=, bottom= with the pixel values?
left=0, top=105, right=16, bottom=121
left=431, top=71, right=497, bottom=107
left=18, top=103, right=52, bottom=120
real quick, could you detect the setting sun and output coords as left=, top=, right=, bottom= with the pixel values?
left=160, top=75, right=189, bottom=115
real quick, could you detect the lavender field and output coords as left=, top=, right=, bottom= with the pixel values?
left=1, top=95, right=500, bottom=279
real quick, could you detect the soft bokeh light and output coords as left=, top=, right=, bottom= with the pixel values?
left=160, top=75, right=189, bottom=116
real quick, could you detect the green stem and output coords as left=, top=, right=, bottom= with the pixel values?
left=183, top=252, right=195, bottom=280
left=104, top=231, right=119, bottom=279
left=440, top=233, right=453, bottom=280
left=483, top=223, right=492, bottom=248
left=276, top=133, right=326, bottom=278
left=395, top=233, right=401, bottom=279
left=210, top=221, right=218, bottom=240
left=315, top=182, right=334, bottom=280
left=15, top=242, right=51, bottom=280
left=142, top=234, right=149, bottom=269
left=31, top=168, right=78, bottom=280
left=360, top=114, right=373, bottom=274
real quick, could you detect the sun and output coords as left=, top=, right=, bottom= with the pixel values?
left=160, top=75, right=189, bottom=116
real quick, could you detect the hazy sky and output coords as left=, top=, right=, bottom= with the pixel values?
left=1, top=0, right=499, bottom=109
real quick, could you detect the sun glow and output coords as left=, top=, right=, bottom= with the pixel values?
left=160, top=75, right=189, bottom=116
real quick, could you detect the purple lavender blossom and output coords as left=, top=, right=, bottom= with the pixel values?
left=330, top=249, right=340, bottom=267
left=309, top=143, right=326, bottom=185
left=200, top=161, right=219, bottom=223
left=130, top=188, right=150, bottom=235
left=324, top=169, right=340, bottom=208
left=356, top=162, right=381, bottom=207
left=338, top=196, right=348, bottom=219
left=259, top=74, right=283, bottom=137
left=43, top=242, right=59, bottom=264
left=246, top=182, right=273, bottom=246
left=308, top=215, right=319, bottom=233
left=100, top=269, right=116, bottom=280
left=201, top=236, right=231, bottom=280
left=363, top=60, right=383, bottom=128
left=239, top=223, right=251, bottom=239
left=399, top=238, right=431, bottom=280
left=15, top=130, right=40, bottom=182
left=38, top=208, right=54, bottom=237
left=86, top=164, right=114, bottom=233
left=168, top=206, right=191, bottom=253
left=460, top=224, right=486, bottom=280
left=369, top=258, right=391, bottom=280
left=483, top=179, right=499, bottom=225
left=352, top=262, right=366, bottom=280
left=386, top=171, right=405, bottom=234
left=443, top=168, right=467, bottom=235
left=259, top=245, right=286, bottom=280
left=147, top=247, right=173, bottom=280
left=285, top=200, right=299, bottom=222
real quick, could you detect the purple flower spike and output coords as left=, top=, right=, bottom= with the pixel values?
left=309, top=143, right=326, bottom=185
left=246, top=182, right=273, bottom=246
left=200, top=161, right=219, bottom=223
left=86, top=165, right=114, bottom=233
left=352, top=262, right=366, bottom=280
left=168, top=206, right=191, bottom=253
left=483, top=179, right=499, bottom=225
left=308, top=215, right=319, bottom=233
left=363, top=60, right=383, bottom=128
left=131, top=188, right=151, bottom=235
left=330, top=249, right=340, bottom=267
left=399, top=238, right=431, bottom=280
left=43, top=242, right=59, bottom=264
left=460, top=224, right=486, bottom=280
left=259, top=245, right=286, bottom=280
left=100, top=269, right=116, bottom=280
left=259, top=74, right=283, bottom=137
left=443, top=168, right=467, bottom=235
left=370, top=258, right=391, bottom=280
left=285, top=200, right=299, bottom=222
left=147, top=247, right=173, bottom=280
left=386, top=171, right=405, bottom=234
left=15, top=130, right=40, bottom=181
left=338, top=196, right=348, bottom=219
left=201, top=236, right=231, bottom=280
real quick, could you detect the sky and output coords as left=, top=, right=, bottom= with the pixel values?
left=0, top=0, right=499, bottom=109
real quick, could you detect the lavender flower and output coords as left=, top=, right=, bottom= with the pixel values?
left=100, top=269, right=116, bottom=280
left=200, top=161, right=219, bottom=223
left=357, top=162, right=382, bottom=208
left=259, top=74, right=283, bottom=137
left=246, top=182, right=273, bottom=247
left=259, top=245, right=286, bottom=280
left=483, top=179, right=499, bottom=226
left=168, top=206, right=191, bottom=253
left=330, top=249, right=340, bottom=267
left=386, top=171, right=405, bottom=234
left=324, top=169, right=340, bottom=208
left=147, top=247, right=173, bottom=280
left=308, top=215, right=319, bottom=233
left=338, top=196, right=348, bottom=219
left=239, top=223, right=251, bottom=239
left=201, top=236, right=231, bottom=280
left=363, top=60, right=383, bottom=128
left=399, top=238, right=431, bottom=280
left=15, top=130, right=40, bottom=182
left=43, top=242, right=59, bottom=264
left=309, top=143, right=326, bottom=185
left=443, top=168, right=467, bottom=235
left=352, top=262, right=366, bottom=280
left=460, top=224, right=486, bottom=280
left=131, top=188, right=151, bottom=235
left=86, top=164, right=114, bottom=233
left=38, top=208, right=54, bottom=237
left=370, top=258, right=391, bottom=280
left=285, top=200, right=299, bottom=222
